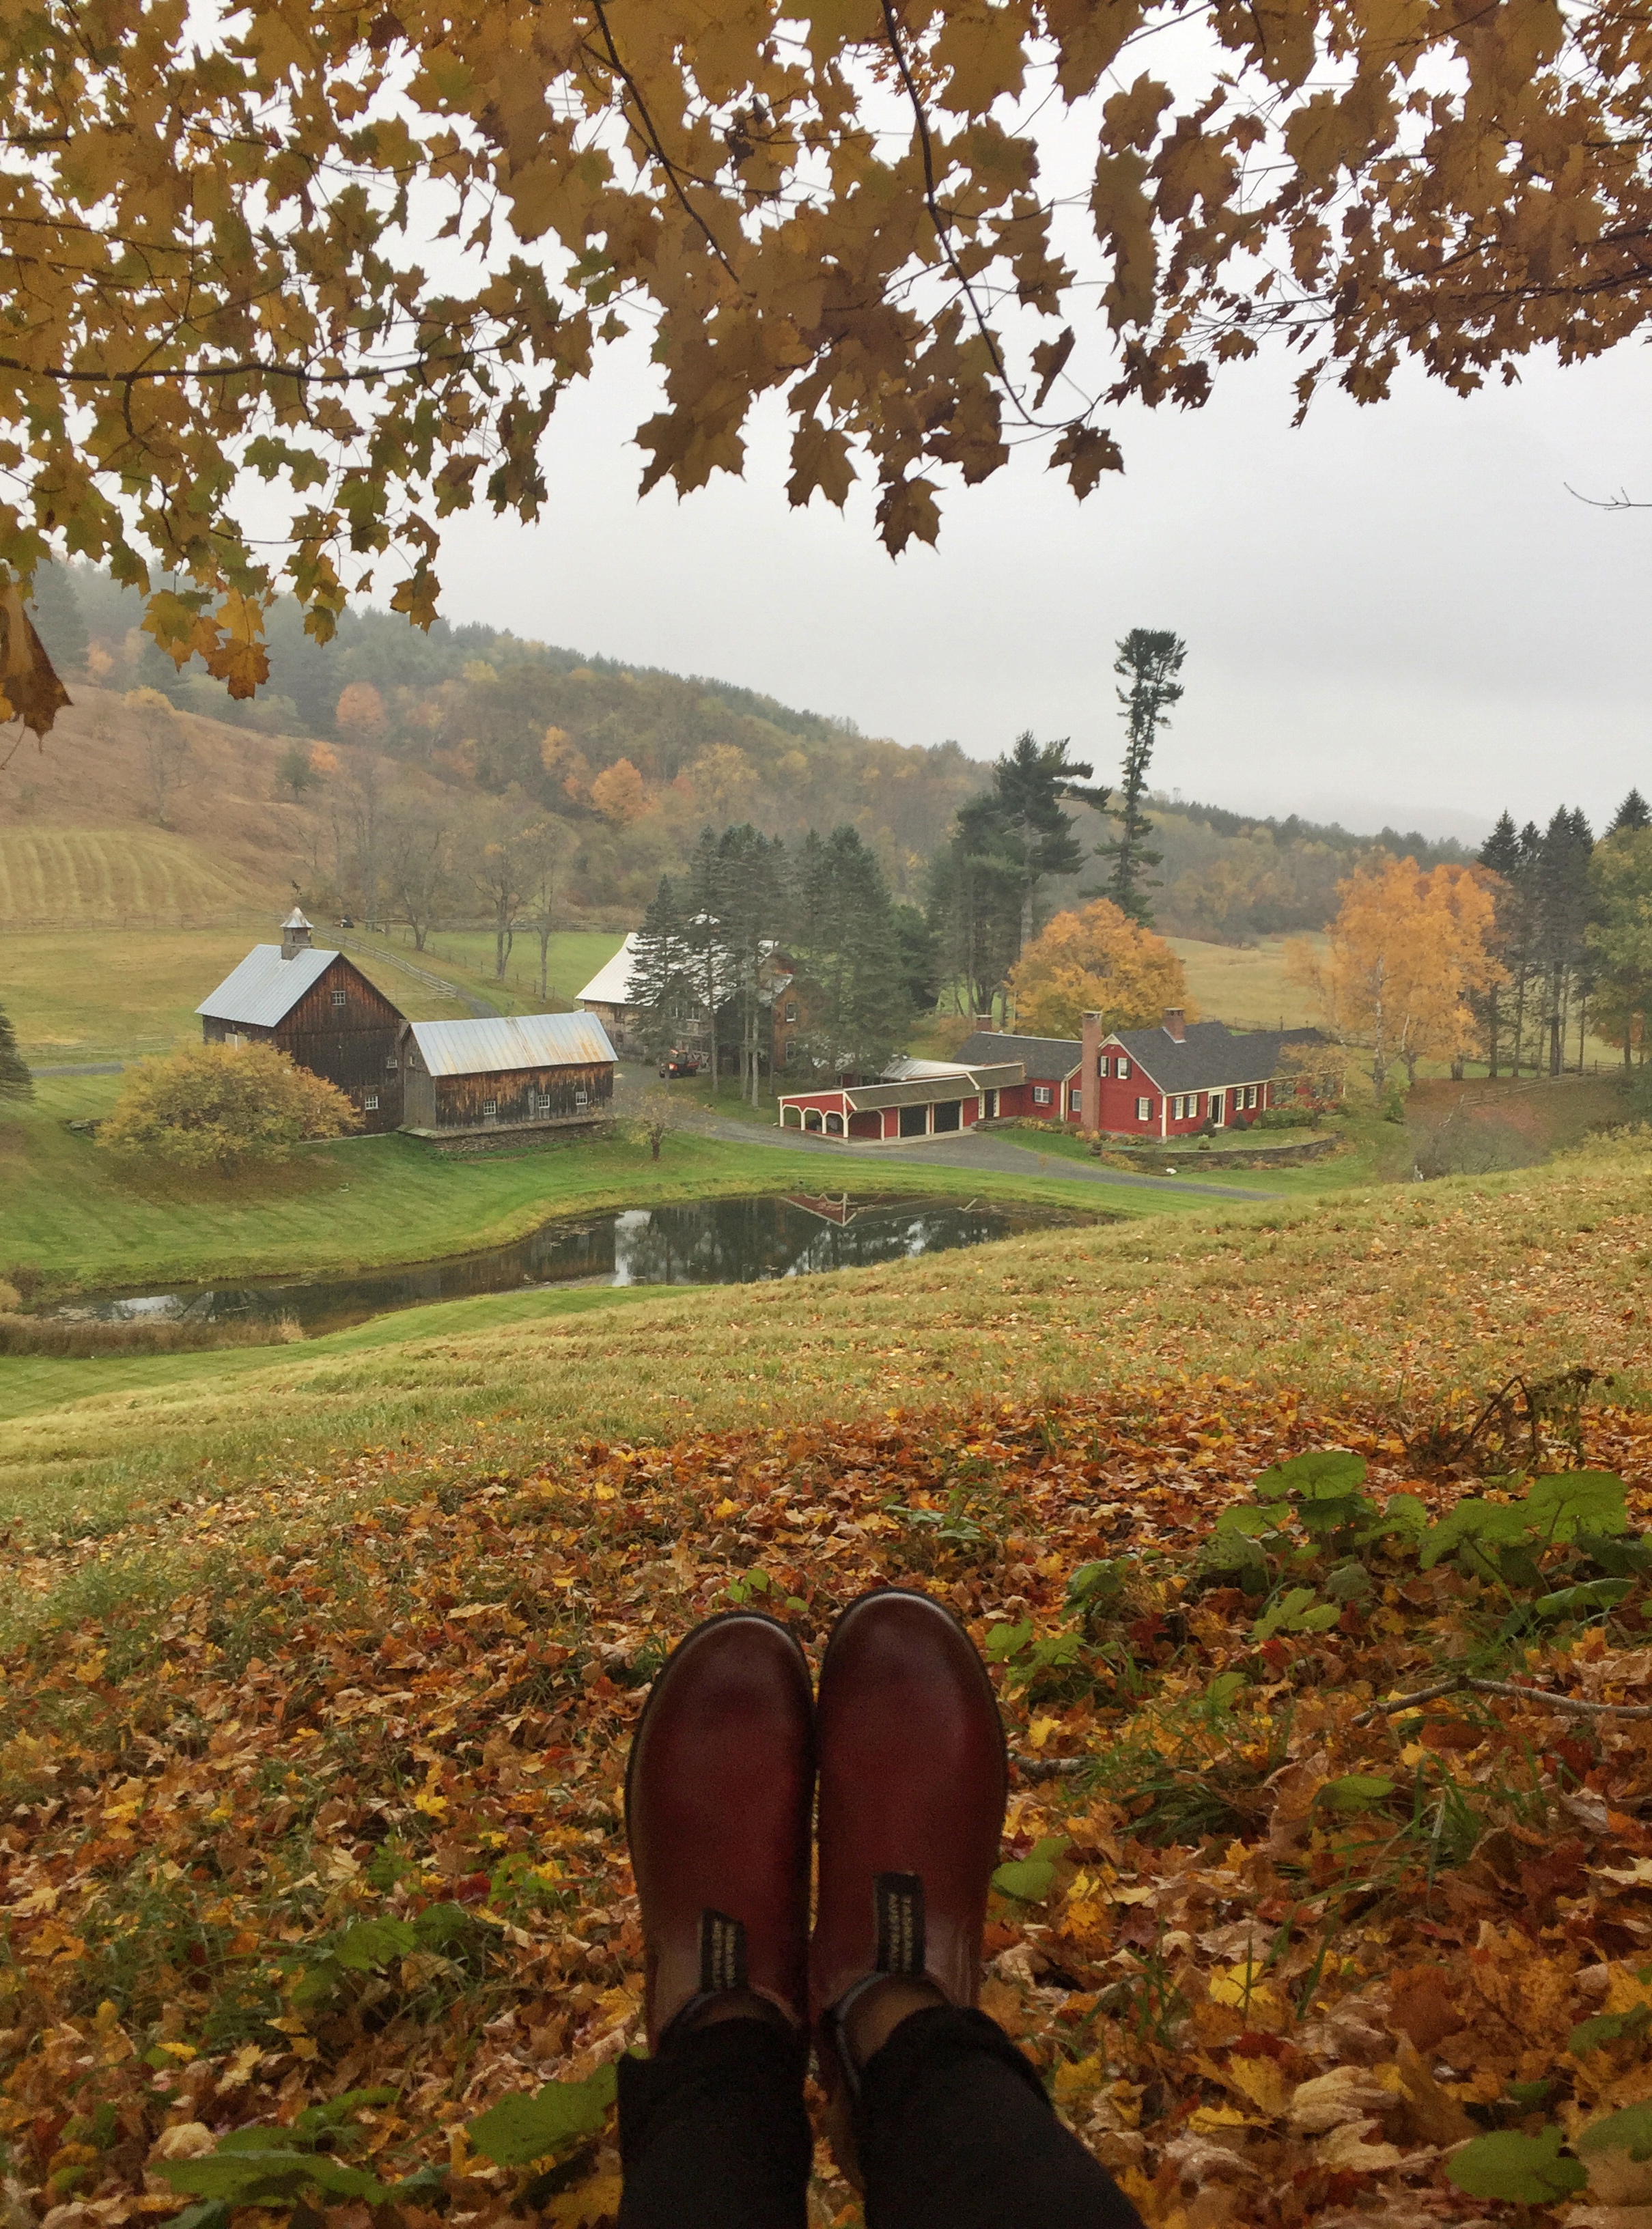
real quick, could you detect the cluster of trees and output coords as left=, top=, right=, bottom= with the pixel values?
left=1477, top=796, right=1652, bottom=1078
left=1152, top=804, right=1476, bottom=945
left=628, top=826, right=936, bottom=1099
left=1292, top=787, right=1652, bottom=1093
left=1005, top=901, right=1192, bottom=1041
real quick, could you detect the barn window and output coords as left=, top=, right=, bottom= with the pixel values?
left=483, top=1098, right=498, bottom=1118
left=385, top=1054, right=397, bottom=1069
left=537, top=1093, right=552, bottom=1114
left=574, top=1089, right=588, bottom=1108
left=1117, top=1057, right=1131, bottom=1079
left=364, top=1092, right=379, bottom=1112
left=331, top=987, right=346, bottom=1007
left=1136, top=1096, right=1151, bottom=1121
left=1031, top=1084, right=1052, bottom=1106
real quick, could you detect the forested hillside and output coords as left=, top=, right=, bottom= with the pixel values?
left=19, top=563, right=981, bottom=910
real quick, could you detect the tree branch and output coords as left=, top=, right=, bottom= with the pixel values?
left=1356, top=1673, right=1652, bottom=1725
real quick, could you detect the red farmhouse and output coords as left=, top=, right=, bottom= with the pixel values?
left=960, top=1009, right=1328, bottom=1138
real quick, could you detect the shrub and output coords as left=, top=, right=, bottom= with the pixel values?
left=98, top=1043, right=359, bottom=1170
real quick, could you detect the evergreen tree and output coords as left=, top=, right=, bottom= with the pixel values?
left=891, top=903, right=940, bottom=1018
left=1098, top=628, right=1185, bottom=923
left=26, top=560, right=89, bottom=679
left=1610, top=787, right=1651, bottom=835
left=627, top=875, right=692, bottom=1060
left=1475, top=811, right=1523, bottom=1075
left=994, top=730, right=1105, bottom=948
left=716, top=824, right=788, bottom=1105
left=789, top=827, right=908, bottom=1079
left=1534, top=806, right=1595, bottom=1074
left=0, top=1003, right=33, bottom=1102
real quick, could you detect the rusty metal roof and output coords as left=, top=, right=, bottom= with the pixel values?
left=197, top=943, right=344, bottom=1028
left=406, top=1012, right=617, bottom=1077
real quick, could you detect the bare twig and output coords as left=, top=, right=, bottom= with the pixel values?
left=1356, top=1674, right=1652, bottom=1726
left=1010, top=1752, right=1089, bottom=1778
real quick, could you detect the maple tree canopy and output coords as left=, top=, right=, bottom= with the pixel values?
left=0, top=0, right=1637, bottom=712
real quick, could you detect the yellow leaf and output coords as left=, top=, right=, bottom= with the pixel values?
left=1222, top=2054, right=1291, bottom=2116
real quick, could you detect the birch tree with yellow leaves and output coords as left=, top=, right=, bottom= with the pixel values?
left=5, top=0, right=1652, bottom=733
left=1289, top=860, right=1504, bottom=1095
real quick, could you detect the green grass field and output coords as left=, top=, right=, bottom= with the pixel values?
left=4, top=1131, right=1648, bottom=1573
left=412, top=926, right=626, bottom=1009
left=1, top=1072, right=1168, bottom=1300
left=0, top=823, right=254, bottom=925
left=3, top=924, right=481, bottom=1064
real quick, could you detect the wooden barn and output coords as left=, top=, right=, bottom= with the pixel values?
left=400, top=1013, right=617, bottom=1137
left=197, top=910, right=407, bottom=1133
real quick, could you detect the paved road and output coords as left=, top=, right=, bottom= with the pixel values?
left=658, top=1092, right=1278, bottom=1202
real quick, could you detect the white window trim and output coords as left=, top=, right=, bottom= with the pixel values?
left=1135, top=1095, right=1151, bottom=1121
left=1031, top=1084, right=1052, bottom=1106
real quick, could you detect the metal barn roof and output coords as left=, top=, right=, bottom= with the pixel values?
left=406, top=1013, right=617, bottom=1077
left=576, top=934, right=645, bottom=1007
left=197, top=944, right=342, bottom=1028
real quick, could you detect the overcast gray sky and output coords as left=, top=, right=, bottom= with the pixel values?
left=431, top=323, right=1651, bottom=844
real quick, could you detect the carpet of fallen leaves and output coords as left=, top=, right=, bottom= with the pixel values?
left=5, top=1384, right=1652, bottom=2229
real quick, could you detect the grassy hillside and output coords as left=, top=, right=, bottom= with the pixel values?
left=1164, top=934, right=1322, bottom=1031
left=3, top=927, right=482, bottom=1064
left=1, top=1073, right=1152, bottom=1299
left=0, top=824, right=253, bottom=924
left=5, top=1130, right=1647, bottom=1549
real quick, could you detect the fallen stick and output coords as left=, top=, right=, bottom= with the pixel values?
left=1011, top=1753, right=1089, bottom=1778
left=1356, top=1674, right=1652, bottom=1726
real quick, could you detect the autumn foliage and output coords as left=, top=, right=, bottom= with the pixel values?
left=6, top=0, right=1652, bottom=675
left=98, top=1043, right=360, bottom=1170
left=4, top=1388, right=1652, bottom=2228
left=1289, top=860, right=1503, bottom=1092
left=1008, top=899, right=1193, bottom=1039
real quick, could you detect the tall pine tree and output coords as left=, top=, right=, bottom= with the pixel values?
left=789, top=828, right=908, bottom=1080
left=1097, top=629, right=1185, bottom=924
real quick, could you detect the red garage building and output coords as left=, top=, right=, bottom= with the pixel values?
left=777, top=1057, right=1024, bottom=1140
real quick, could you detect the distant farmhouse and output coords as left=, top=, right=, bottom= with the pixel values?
left=578, top=931, right=802, bottom=1077
left=776, top=1008, right=1329, bottom=1141
left=198, top=914, right=615, bottom=1140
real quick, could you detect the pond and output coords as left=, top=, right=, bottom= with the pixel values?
left=49, top=1192, right=1094, bottom=1338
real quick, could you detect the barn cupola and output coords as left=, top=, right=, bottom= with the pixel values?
left=280, top=907, right=313, bottom=961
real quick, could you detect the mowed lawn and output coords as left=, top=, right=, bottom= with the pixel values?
left=1, top=1073, right=1153, bottom=1298
left=412, top=927, right=626, bottom=1009
left=3, top=924, right=481, bottom=1064
left=5, top=1134, right=1649, bottom=1568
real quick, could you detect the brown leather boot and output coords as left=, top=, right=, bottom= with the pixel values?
left=809, top=1587, right=1007, bottom=2103
left=625, top=1610, right=814, bottom=2048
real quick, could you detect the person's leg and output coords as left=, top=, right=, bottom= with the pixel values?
left=619, top=1612, right=815, bottom=2229
left=809, top=1588, right=1141, bottom=2229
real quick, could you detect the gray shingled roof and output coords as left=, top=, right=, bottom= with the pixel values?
left=958, top=1022, right=1326, bottom=1094
left=1108, top=1020, right=1326, bottom=1092
left=955, top=1031, right=1083, bottom=1078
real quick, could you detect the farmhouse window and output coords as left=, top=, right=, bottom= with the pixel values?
left=1117, top=1057, right=1131, bottom=1079
left=1031, top=1084, right=1052, bottom=1106
left=1244, top=1084, right=1259, bottom=1110
left=783, top=1037, right=796, bottom=1065
left=483, top=1098, right=498, bottom=1117
left=365, top=1092, right=379, bottom=1112
left=1136, top=1096, right=1151, bottom=1121
left=1097, top=1055, right=1109, bottom=1077
left=785, top=1000, right=798, bottom=1022
left=1068, top=1086, right=1081, bottom=1113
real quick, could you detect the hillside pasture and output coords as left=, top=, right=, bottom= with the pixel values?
left=0, top=824, right=254, bottom=927
left=1164, top=932, right=1324, bottom=1030
left=3, top=925, right=479, bottom=1063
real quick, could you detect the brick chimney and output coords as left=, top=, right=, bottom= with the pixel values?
left=280, top=907, right=313, bottom=961
left=973, top=1013, right=993, bottom=1033
left=1162, top=1007, right=1186, bottom=1042
left=1080, top=1010, right=1104, bottom=1134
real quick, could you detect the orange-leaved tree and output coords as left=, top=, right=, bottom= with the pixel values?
left=1289, top=860, right=1504, bottom=1095
left=1007, top=899, right=1192, bottom=1039
left=3, top=0, right=1651, bottom=731
left=98, top=1044, right=359, bottom=1170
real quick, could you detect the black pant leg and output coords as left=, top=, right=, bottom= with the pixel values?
left=854, top=2005, right=1143, bottom=2229
left=617, top=2017, right=812, bottom=2229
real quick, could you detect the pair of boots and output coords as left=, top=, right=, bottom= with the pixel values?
left=623, top=1586, right=1142, bottom=2226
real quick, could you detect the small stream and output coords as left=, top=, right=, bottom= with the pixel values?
left=48, top=1192, right=1093, bottom=1338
